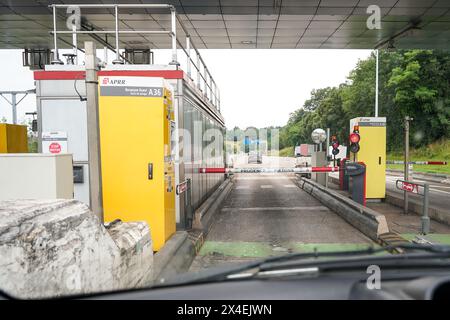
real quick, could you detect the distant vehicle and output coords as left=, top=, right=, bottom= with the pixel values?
left=295, top=144, right=313, bottom=178
left=295, top=144, right=314, bottom=157
left=248, top=151, right=262, bottom=164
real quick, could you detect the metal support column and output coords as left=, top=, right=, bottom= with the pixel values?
left=51, top=5, right=63, bottom=65
left=112, top=5, right=123, bottom=64
left=169, top=8, right=179, bottom=65
left=422, top=183, right=430, bottom=234
left=375, top=49, right=379, bottom=117
left=11, top=94, right=17, bottom=124
left=0, top=90, right=34, bottom=124
left=186, top=36, right=191, bottom=78
left=404, top=116, right=412, bottom=214
left=84, top=41, right=104, bottom=223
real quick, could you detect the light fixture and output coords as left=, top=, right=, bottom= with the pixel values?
left=241, top=40, right=254, bottom=44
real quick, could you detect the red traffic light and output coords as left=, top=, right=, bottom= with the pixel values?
left=349, top=132, right=360, bottom=143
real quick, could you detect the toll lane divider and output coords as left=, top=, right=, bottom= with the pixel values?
left=192, top=177, right=233, bottom=232
left=154, top=177, right=233, bottom=283
left=295, top=177, right=389, bottom=242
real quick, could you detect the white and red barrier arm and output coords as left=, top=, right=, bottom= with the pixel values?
left=197, top=167, right=340, bottom=174
left=386, top=160, right=447, bottom=165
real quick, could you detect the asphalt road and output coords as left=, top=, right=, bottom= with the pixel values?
left=190, top=155, right=373, bottom=272
left=385, top=172, right=450, bottom=213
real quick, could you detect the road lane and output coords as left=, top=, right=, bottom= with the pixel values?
left=190, top=170, right=373, bottom=271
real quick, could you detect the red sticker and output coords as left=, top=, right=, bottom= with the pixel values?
left=49, top=142, right=61, bottom=154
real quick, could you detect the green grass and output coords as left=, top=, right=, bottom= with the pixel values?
left=387, top=139, right=450, bottom=176
left=278, top=146, right=294, bottom=157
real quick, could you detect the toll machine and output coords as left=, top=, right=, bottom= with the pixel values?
left=98, top=76, right=175, bottom=251
left=349, top=117, right=386, bottom=199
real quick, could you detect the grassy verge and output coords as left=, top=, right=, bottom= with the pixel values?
left=278, top=146, right=294, bottom=157
left=387, top=139, right=450, bottom=176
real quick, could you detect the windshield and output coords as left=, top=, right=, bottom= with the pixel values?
left=1, top=1, right=450, bottom=301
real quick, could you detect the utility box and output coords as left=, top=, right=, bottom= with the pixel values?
left=311, top=151, right=327, bottom=186
left=0, top=153, right=74, bottom=200
left=0, top=124, right=28, bottom=153
left=98, top=76, right=175, bottom=251
left=34, top=65, right=90, bottom=205
left=349, top=117, right=386, bottom=199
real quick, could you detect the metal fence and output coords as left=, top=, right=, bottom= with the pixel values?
left=49, top=3, right=220, bottom=111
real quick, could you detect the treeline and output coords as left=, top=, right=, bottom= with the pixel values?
left=279, top=50, right=450, bottom=151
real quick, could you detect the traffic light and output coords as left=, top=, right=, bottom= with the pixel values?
left=331, top=135, right=340, bottom=156
left=349, top=128, right=360, bottom=155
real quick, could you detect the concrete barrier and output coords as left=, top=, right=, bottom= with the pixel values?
left=153, top=231, right=196, bottom=283
left=296, top=178, right=389, bottom=241
left=329, top=174, right=450, bottom=226
left=192, top=177, right=233, bottom=233
left=0, top=199, right=153, bottom=299
left=153, top=178, right=234, bottom=283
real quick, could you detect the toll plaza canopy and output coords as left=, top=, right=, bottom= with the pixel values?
left=0, top=0, right=449, bottom=50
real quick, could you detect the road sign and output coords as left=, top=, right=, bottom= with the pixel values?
left=42, top=131, right=68, bottom=154
left=395, top=179, right=430, bottom=234
left=396, top=180, right=420, bottom=194
left=176, top=180, right=189, bottom=195
left=49, top=142, right=62, bottom=154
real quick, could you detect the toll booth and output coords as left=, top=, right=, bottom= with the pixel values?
left=34, top=63, right=225, bottom=250
left=349, top=117, right=386, bottom=199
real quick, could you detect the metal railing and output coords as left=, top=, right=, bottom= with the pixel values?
left=49, top=3, right=220, bottom=111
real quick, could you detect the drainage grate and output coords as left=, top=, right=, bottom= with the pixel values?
left=378, top=232, right=411, bottom=253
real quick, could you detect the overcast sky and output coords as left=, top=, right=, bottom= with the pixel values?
left=0, top=49, right=371, bottom=128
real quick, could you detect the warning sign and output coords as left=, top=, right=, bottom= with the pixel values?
left=42, top=131, right=68, bottom=154
left=49, top=142, right=62, bottom=153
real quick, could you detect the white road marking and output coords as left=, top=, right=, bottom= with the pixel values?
left=430, top=188, right=450, bottom=195
left=283, top=184, right=297, bottom=188
left=235, top=185, right=249, bottom=190
left=260, top=185, right=273, bottom=188
left=221, top=206, right=328, bottom=212
left=236, top=176, right=290, bottom=180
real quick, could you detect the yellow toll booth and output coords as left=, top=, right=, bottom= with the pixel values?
left=98, top=76, right=175, bottom=251
left=349, top=117, right=386, bottom=199
left=0, top=123, right=28, bottom=153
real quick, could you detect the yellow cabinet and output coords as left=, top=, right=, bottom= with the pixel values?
left=349, top=117, right=386, bottom=199
left=98, top=76, right=175, bottom=251
left=0, top=124, right=28, bottom=153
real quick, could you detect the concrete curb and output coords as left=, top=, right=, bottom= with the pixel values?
left=153, top=178, right=234, bottom=283
left=296, top=178, right=389, bottom=242
left=192, top=177, right=234, bottom=233
left=385, top=192, right=450, bottom=226
left=153, top=231, right=196, bottom=283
